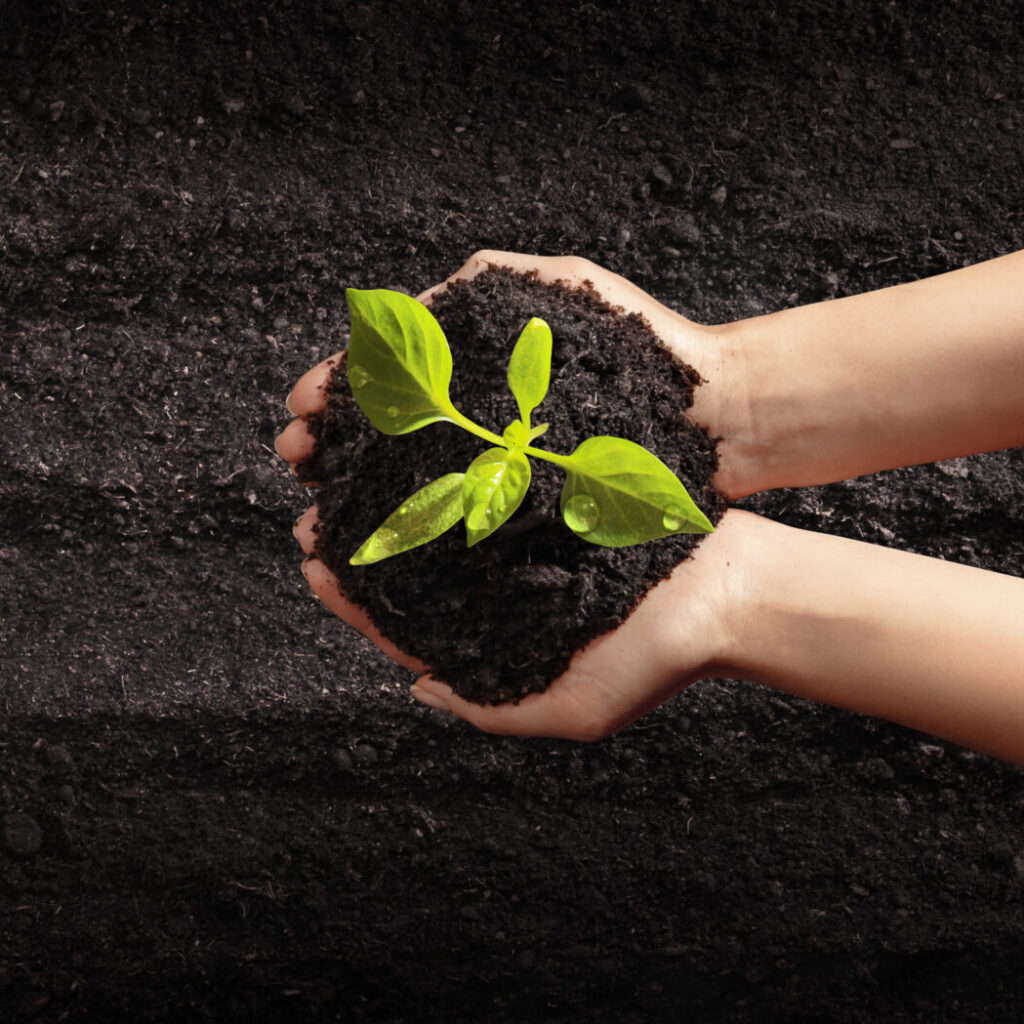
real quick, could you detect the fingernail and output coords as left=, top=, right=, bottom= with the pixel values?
left=285, top=391, right=297, bottom=415
left=410, top=685, right=450, bottom=713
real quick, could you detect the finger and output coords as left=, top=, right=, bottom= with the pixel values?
left=293, top=505, right=320, bottom=556
left=417, top=249, right=566, bottom=305
left=510, top=252, right=697, bottom=344
left=275, top=417, right=317, bottom=465
left=410, top=676, right=574, bottom=737
left=286, top=351, right=344, bottom=417
left=418, top=250, right=694, bottom=348
left=410, top=672, right=611, bottom=741
left=416, top=249, right=546, bottom=305
left=301, top=557, right=428, bottom=674
left=415, top=251, right=494, bottom=305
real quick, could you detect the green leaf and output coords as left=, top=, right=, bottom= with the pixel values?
left=345, top=288, right=457, bottom=435
left=559, top=436, right=713, bottom=546
left=501, top=419, right=549, bottom=448
left=501, top=419, right=529, bottom=449
left=506, top=317, right=552, bottom=428
left=462, top=448, right=531, bottom=547
left=350, top=473, right=465, bottom=565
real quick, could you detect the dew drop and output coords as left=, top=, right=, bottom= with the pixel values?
left=348, top=364, right=371, bottom=389
left=398, top=502, right=412, bottom=516
left=467, top=505, right=493, bottom=531
left=377, top=527, right=400, bottom=552
left=662, top=505, right=686, bottom=531
left=564, top=493, right=599, bottom=534
left=386, top=405, right=401, bottom=419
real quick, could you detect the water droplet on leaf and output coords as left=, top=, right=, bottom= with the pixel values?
left=467, top=505, right=492, bottom=531
left=386, top=405, right=400, bottom=419
left=348, top=364, right=371, bottom=389
left=662, top=505, right=686, bottom=531
left=377, top=527, right=400, bottom=552
left=564, top=493, right=599, bottom=534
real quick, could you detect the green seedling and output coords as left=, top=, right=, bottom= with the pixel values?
left=345, top=288, right=713, bottom=565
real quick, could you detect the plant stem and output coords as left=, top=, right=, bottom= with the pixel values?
left=523, top=444, right=572, bottom=469
left=445, top=407, right=506, bottom=449
left=445, top=403, right=575, bottom=470
left=447, top=403, right=573, bottom=470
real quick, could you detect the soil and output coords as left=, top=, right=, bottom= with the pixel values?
left=301, top=268, right=724, bottom=704
left=2, top=1, right=1024, bottom=1022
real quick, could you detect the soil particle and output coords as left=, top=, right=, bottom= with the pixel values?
left=352, top=742, right=379, bottom=766
left=331, top=747, right=354, bottom=771
left=662, top=213, right=702, bottom=245
left=650, top=163, right=674, bottom=188
left=42, top=743, right=75, bottom=772
left=2, top=813, right=43, bottom=857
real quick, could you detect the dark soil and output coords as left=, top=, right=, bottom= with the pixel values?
left=2, top=1, right=1024, bottom=1022
left=301, top=268, right=724, bottom=704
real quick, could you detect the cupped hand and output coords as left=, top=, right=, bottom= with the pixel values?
left=275, top=250, right=753, bottom=738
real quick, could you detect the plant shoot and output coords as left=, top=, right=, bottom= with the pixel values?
left=345, top=288, right=713, bottom=565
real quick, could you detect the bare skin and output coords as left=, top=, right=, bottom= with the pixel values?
left=276, top=249, right=1024, bottom=763
left=722, top=248, right=1024, bottom=494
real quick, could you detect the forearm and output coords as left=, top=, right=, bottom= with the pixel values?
left=715, top=251, right=1024, bottom=496
left=723, top=512, right=1024, bottom=765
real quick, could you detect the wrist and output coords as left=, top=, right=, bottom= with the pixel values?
left=703, top=510, right=788, bottom=681
left=667, top=509, right=784, bottom=683
left=687, top=317, right=780, bottom=500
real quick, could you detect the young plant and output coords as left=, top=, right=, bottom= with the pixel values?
left=344, top=288, right=713, bottom=565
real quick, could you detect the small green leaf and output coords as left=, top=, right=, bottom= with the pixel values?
left=502, top=420, right=530, bottom=449
left=345, top=288, right=457, bottom=435
left=559, top=436, right=713, bottom=546
left=350, top=473, right=465, bottom=565
left=462, top=448, right=531, bottom=547
left=528, top=422, right=550, bottom=442
left=506, top=317, right=552, bottom=427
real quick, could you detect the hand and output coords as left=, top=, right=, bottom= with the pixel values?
left=402, top=509, right=751, bottom=739
left=294, top=500, right=750, bottom=740
left=275, top=250, right=751, bottom=737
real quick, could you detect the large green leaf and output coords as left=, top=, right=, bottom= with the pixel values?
left=462, top=448, right=532, bottom=547
left=345, top=288, right=457, bottom=435
left=559, top=436, right=713, bottom=546
left=350, top=473, right=465, bottom=565
left=506, top=317, right=552, bottom=428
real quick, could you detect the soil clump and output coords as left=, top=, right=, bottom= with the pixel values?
left=302, top=268, right=724, bottom=703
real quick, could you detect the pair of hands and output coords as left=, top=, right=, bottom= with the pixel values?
left=275, top=251, right=761, bottom=740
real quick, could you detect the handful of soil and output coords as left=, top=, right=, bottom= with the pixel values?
left=298, top=268, right=724, bottom=704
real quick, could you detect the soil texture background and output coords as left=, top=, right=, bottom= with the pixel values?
left=2, top=1, right=1024, bottom=1021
